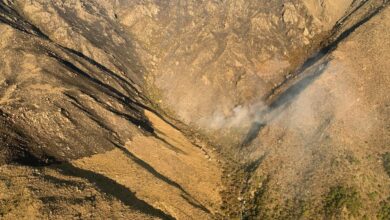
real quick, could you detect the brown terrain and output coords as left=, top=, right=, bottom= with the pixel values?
left=0, top=0, right=389, bottom=219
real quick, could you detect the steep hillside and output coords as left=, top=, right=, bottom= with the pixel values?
left=0, top=0, right=389, bottom=219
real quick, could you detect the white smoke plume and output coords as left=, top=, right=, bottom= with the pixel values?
left=198, top=58, right=376, bottom=145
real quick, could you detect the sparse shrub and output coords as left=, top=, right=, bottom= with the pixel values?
left=324, top=186, right=361, bottom=218
left=377, top=197, right=390, bottom=220
left=368, top=191, right=378, bottom=200
left=277, top=199, right=311, bottom=220
left=346, top=154, right=360, bottom=164
left=383, top=152, right=390, bottom=177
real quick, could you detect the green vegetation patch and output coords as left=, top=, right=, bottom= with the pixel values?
left=377, top=197, right=390, bottom=220
left=324, top=186, right=361, bottom=217
left=383, top=152, right=390, bottom=177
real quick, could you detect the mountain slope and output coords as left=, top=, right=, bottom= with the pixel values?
left=0, top=0, right=389, bottom=219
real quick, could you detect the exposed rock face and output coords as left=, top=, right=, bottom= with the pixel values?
left=0, top=0, right=389, bottom=219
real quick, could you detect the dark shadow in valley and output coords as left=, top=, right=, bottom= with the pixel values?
left=0, top=110, right=58, bottom=166
left=64, top=91, right=185, bottom=154
left=54, top=162, right=175, bottom=220
left=45, top=51, right=154, bottom=134
left=180, top=194, right=211, bottom=214
left=110, top=141, right=209, bottom=213
left=152, top=134, right=187, bottom=154
left=0, top=2, right=49, bottom=39
left=60, top=46, right=185, bottom=140
left=110, top=141, right=188, bottom=193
